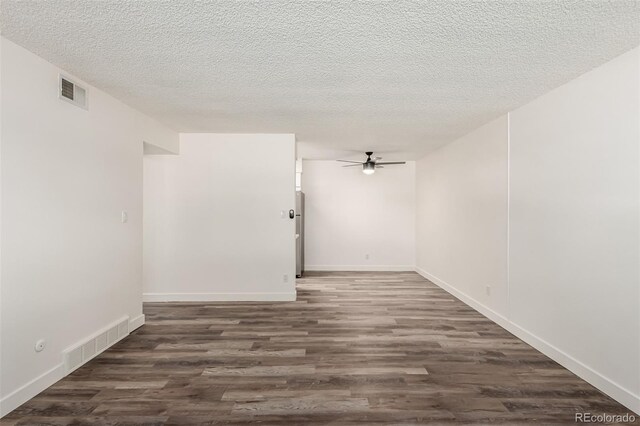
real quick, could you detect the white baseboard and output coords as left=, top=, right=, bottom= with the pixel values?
left=0, top=314, right=137, bottom=418
left=0, top=364, right=64, bottom=418
left=415, top=267, right=640, bottom=415
left=305, top=265, right=415, bottom=272
left=143, top=292, right=297, bottom=302
left=129, top=314, right=146, bottom=331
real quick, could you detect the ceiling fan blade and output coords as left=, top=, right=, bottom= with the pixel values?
left=375, top=161, right=406, bottom=165
left=342, top=164, right=363, bottom=167
left=372, top=156, right=382, bottom=162
left=336, top=160, right=365, bottom=164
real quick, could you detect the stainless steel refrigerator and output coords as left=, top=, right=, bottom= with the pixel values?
left=295, top=191, right=305, bottom=278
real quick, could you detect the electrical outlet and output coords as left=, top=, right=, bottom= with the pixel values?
left=283, top=274, right=289, bottom=283
left=365, top=254, right=370, bottom=260
left=121, top=210, right=128, bottom=223
left=485, top=286, right=491, bottom=296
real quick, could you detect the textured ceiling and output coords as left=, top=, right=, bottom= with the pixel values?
left=1, top=1, right=639, bottom=159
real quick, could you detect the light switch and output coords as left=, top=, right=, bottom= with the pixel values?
left=121, top=210, right=128, bottom=223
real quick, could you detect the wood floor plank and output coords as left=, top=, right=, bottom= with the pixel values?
left=1, top=271, right=636, bottom=425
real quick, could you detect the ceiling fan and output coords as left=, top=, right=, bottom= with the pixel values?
left=336, top=152, right=406, bottom=175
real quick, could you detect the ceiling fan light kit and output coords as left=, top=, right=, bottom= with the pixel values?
left=362, top=162, right=376, bottom=175
left=336, top=151, right=407, bottom=175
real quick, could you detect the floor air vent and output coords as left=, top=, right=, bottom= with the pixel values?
left=63, top=316, right=129, bottom=374
left=59, top=75, right=87, bottom=109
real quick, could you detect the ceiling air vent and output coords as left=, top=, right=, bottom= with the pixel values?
left=59, top=75, right=87, bottom=109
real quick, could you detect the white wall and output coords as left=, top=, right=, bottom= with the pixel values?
left=415, top=47, right=640, bottom=413
left=0, top=37, right=178, bottom=416
left=143, top=133, right=296, bottom=301
left=416, top=116, right=508, bottom=313
left=0, top=32, right=4, bottom=420
left=508, top=47, right=639, bottom=411
left=302, top=160, right=415, bottom=271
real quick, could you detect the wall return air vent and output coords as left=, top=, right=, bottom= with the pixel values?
left=63, top=316, right=129, bottom=374
left=59, top=75, right=87, bottom=109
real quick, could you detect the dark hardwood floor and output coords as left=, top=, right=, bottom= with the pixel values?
left=2, top=271, right=636, bottom=425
